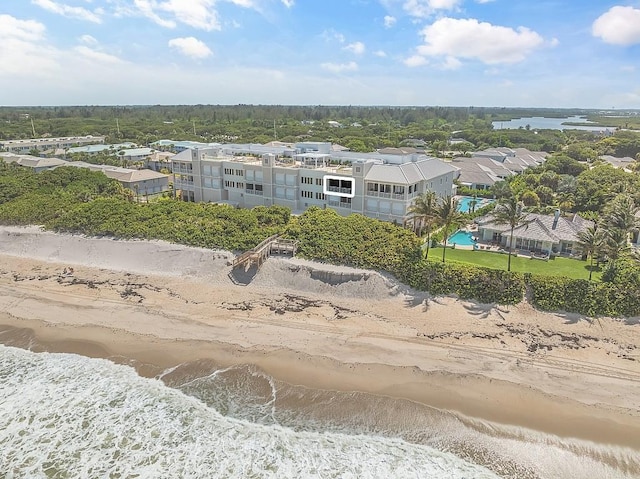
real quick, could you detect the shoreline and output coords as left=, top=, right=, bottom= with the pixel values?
left=1, top=226, right=640, bottom=452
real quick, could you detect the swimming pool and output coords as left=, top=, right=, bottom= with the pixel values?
left=457, top=196, right=494, bottom=213
left=448, top=230, right=476, bottom=246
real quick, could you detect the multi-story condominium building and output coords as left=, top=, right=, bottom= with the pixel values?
left=0, top=136, right=106, bottom=154
left=171, top=143, right=458, bottom=223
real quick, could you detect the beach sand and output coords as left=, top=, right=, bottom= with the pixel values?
left=1, top=225, right=640, bottom=453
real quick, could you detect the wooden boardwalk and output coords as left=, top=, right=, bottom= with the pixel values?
left=232, top=234, right=298, bottom=271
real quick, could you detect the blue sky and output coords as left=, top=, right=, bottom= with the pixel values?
left=2, top=0, right=640, bottom=108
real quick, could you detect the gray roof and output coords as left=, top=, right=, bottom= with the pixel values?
left=0, top=154, right=68, bottom=169
left=600, top=155, right=635, bottom=169
left=477, top=212, right=593, bottom=243
left=365, top=158, right=457, bottom=184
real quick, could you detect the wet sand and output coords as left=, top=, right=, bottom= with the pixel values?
left=1, top=226, right=639, bottom=452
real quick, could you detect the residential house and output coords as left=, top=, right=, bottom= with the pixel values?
left=475, top=210, right=593, bottom=256
left=453, top=147, right=548, bottom=190
left=0, top=153, right=68, bottom=173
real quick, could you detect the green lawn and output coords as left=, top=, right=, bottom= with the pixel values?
left=426, top=247, right=602, bottom=280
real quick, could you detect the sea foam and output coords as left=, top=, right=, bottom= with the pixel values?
left=0, top=345, right=498, bottom=478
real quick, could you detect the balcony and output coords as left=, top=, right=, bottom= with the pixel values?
left=326, top=186, right=352, bottom=195
left=328, top=200, right=352, bottom=209
left=366, top=191, right=406, bottom=200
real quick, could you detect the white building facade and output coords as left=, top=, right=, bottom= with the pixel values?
left=0, top=136, right=105, bottom=154
left=171, top=144, right=458, bottom=223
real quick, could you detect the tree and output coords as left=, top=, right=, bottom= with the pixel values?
left=434, top=195, right=464, bottom=263
left=492, top=196, right=529, bottom=272
left=577, top=224, right=605, bottom=281
left=490, top=180, right=512, bottom=199
left=603, top=194, right=640, bottom=244
left=408, top=191, right=439, bottom=258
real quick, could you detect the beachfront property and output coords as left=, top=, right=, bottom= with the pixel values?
left=453, top=148, right=548, bottom=190
left=475, top=210, right=593, bottom=257
left=171, top=142, right=458, bottom=223
left=0, top=136, right=105, bottom=154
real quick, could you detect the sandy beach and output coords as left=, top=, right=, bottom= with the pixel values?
left=1, top=225, right=640, bottom=460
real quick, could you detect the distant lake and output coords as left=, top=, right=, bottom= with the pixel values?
left=492, top=116, right=613, bottom=132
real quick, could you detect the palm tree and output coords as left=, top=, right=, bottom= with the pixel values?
left=434, top=195, right=465, bottom=263
left=408, top=191, right=438, bottom=258
left=604, top=194, right=640, bottom=244
left=603, top=227, right=630, bottom=263
left=492, top=196, right=529, bottom=272
left=490, top=180, right=513, bottom=200
left=577, top=224, right=605, bottom=281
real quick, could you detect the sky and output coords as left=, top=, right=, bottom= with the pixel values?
left=1, top=0, right=640, bottom=108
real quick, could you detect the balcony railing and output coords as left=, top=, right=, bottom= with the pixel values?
left=366, top=191, right=406, bottom=200
left=245, top=189, right=264, bottom=196
left=326, top=186, right=352, bottom=194
left=328, top=200, right=352, bottom=209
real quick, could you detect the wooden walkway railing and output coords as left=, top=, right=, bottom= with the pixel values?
left=232, top=234, right=298, bottom=271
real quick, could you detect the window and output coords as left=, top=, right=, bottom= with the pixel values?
left=224, top=180, right=235, bottom=188
left=255, top=184, right=263, bottom=192
left=224, top=168, right=233, bottom=175
left=315, top=178, right=322, bottom=186
left=315, top=192, right=326, bottom=200
left=235, top=169, right=244, bottom=176
left=301, top=177, right=313, bottom=185
left=367, top=183, right=378, bottom=192
left=301, top=190, right=313, bottom=198
left=246, top=183, right=254, bottom=190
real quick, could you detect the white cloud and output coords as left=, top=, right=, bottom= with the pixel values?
left=403, top=0, right=461, bottom=18
left=416, top=17, right=544, bottom=64
left=78, top=34, right=98, bottom=45
left=0, top=15, right=61, bottom=76
left=592, top=6, right=640, bottom=46
left=31, top=0, right=102, bottom=23
left=168, top=37, right=213, bottom=59
left=344, top=41, right=365, bottom=55
left=74, top=45, right=124, bottom=64
left=133, top=0, right=177, bottom=28
left=0, top=14, right=46, bottom=42
left=374, top=50, right=387, bottom=57
left=321, top=29, right=345, bottom=43
left=441, top=56, right=461, bottom=70
left=132, top=0, right=263, bottom=31
left=384, top=15, right=396, bottom=28
left=404, top=54, right=428, bottom=67
left=321, top=61, right=358, bottom=73
left=281, top=0, right=295, bottom=7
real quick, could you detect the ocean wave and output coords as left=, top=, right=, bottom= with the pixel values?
left=0, top=345, right=498, bottom=479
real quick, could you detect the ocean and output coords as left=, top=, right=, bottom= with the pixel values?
left=0, top=344, right=638, bottom=479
